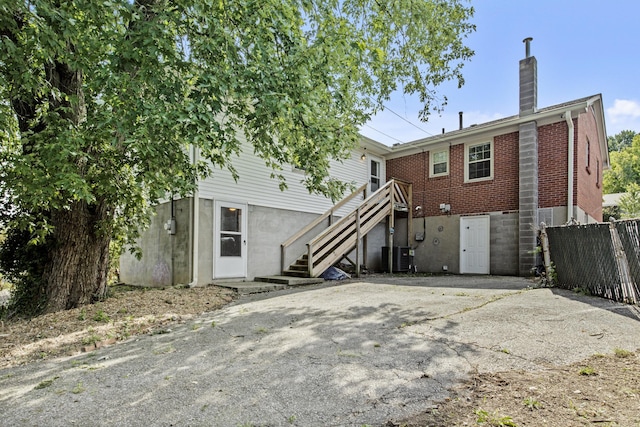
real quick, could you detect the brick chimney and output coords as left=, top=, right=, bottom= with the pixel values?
left=519, top=37, right=537, bottom=116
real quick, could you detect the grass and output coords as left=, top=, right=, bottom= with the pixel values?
left=71, top=382, right=85, bottom=394
left=522, top=396, right=541, bottom=410
left=475, top=408, right=518, bottom=426
left=578, top=366, right=597, bottom=376
left=153, top=345, right=175, bottom=355
left=93, top=309, right=110, bottom=323
left=34, top=376, right=59, bottom=390
left=614, top=348, right=634, bottom=358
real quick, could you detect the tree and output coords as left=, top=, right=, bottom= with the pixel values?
left=603, top=134, right=640, bottom=194
left=619, top=183, right=640, bottom=219
left=607, top=130, right=636, bottom=153
left=0, top=0, right=475, bottom=313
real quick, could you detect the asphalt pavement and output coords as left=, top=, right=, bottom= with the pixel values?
left=1, top=275, right=640, bottom=426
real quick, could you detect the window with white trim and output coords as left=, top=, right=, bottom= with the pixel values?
left=370, top=159, right=381, bottom=192
left=430, top=149, right=449, bottom=177
left=465, top=142, right=493, bottom=181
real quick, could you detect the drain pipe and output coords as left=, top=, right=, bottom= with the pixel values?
left=565, top=110, right=574, bottom=223
left=190, top=145, right=200, bottom=287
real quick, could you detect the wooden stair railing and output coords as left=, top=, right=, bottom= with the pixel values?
left=282, top=179, right=411, bottom=278
left=280, top=183, right=368, bottom=275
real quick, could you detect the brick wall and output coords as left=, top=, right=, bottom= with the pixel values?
left=386, top=133, right=519, bottom=218
left=576, top=109, right=604, bottom=221
left=538, top=121, right=570, bottom=209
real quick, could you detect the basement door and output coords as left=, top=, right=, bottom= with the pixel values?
left=214, top=201, right=248, bottom=279
left=460, top=215, right=490, bottom=274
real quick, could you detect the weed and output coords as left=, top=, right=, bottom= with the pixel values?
left=373, top=343, right=381, bottom=348
left=287, top=415, right=296, bottom=424
left=337, top=349, right=360, bottom=358
left=71, top=382, right=85, bottom=394
left=255, top=327, right=268, bottom=334
left=399, top=321, right=416, bottom=328
left=578, top=366, right=597, bottom=376
left=34, top=376, right=59, bottom=390
left=572, top=287, right=592, bottom=296
left=82, top=334, right=101, bottom=346
left=153, top=345, right=175, bottom=355
left=77, top=309, right=87, bottom=321
left=500, top=348, right=511, bottom=354
left=475, top=409, right=517, bottom=426
left=93, top=309, right=110, bottom=323
left=455, top=292, right=470, bottom=297
left=523, top=396, right=541, bottom=410
left=614, top=348, right=633, bottom=358
left=201, top=404, right=209, bottom=411
left=191, top=324, right=200, bottom=331
left=211, top=321, right=216, bottom=328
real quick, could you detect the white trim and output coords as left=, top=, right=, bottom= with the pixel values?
left=464, top=141, right=494, bottom=183
left=368, top=155, right=384, bottom=194
left=429, top=148, right=449, bottom=178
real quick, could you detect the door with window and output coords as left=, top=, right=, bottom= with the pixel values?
left=460, top=215, right=490, bottom=274
left=214, top=201, right=247, bottom=278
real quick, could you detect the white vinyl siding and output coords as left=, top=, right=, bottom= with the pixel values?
left=198, top=136, right=374, bottom=216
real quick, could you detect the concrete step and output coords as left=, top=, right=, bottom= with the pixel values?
left=254, top=275, right=324, bottom=286
left=214, top=281, right=287, bottom=295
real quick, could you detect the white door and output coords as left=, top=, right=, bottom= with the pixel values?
left=214, top=201, right=247, bottom=278
left=460, top=215, right=490, bottom=274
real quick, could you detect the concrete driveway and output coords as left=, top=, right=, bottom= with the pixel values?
left=1, top=275, right=640, bottom=426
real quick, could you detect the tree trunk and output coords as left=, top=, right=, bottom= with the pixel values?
left=43, top=200, right=112, bottom=313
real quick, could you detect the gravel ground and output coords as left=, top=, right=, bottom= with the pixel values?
left=1, top=275, right=639, bottom=426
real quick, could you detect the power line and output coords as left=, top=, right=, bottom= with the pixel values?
left=362, top=124, right=405, bottom=144
left=382, top=104, right=434, bottom=137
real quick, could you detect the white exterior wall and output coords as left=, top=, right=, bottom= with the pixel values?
left=198, top=136, right=383, bottom=216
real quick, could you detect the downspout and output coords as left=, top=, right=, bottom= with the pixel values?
left=565, top=110, right=574, bottom=223
left=190, top=145, right=200, bottom=287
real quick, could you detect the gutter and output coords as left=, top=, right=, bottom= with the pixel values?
left=565, top=110, right=574, bottom=223
left=190, top=145, right=200, bottom=287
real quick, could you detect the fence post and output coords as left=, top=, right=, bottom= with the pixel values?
left=539, top=222, right=552, bottom=283
left=609, top=220, right=637, bottom=304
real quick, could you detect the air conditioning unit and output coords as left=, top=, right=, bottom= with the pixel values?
left=381, top=246, right=414, bottom=273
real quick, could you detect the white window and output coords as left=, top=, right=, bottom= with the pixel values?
left=465, top=141, right=493, bottom=182
left=430, top=149, right=449, bottom=177
left=370, top=159, right=381, bottom=192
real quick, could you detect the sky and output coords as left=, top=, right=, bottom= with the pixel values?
left=359, top=0, right=640, bottom=146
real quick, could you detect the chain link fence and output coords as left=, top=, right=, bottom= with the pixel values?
left=544, top=219, right=640, bottom=304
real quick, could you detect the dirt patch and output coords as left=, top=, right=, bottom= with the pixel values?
left=0, top=285, right=236, bottom=369
left=397, top=349, right=640, bottom=427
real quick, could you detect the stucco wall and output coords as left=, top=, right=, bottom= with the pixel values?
left=121, top=197, right=391, bottom=286
left=119, top=198, right=192, bottom=287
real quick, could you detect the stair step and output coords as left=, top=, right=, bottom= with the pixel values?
left=282, top=269, right=313, bottom=278
left=254, top=275, right=324, bottom=286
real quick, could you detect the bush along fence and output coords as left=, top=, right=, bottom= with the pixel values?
left=541, top=219, right=640, bottom=304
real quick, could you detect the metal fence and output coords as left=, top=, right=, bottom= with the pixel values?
left=544, top=219, right=640, bottom=304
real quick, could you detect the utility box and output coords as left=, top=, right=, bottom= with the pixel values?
left=382, top=246, right=414, bottom=273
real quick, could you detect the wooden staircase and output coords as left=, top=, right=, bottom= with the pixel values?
left=281, top=179, right=412, bottom=278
